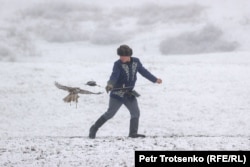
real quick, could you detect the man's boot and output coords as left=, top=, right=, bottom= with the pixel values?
left=89, top=116, right=107, bottom=139
left=128, top=118, right=145, bottom=138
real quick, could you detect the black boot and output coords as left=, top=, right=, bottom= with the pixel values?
left=128, top=118, right=145, bottom=138
left=89, top=116, right=107, bottom=139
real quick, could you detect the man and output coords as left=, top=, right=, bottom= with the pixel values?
left=89, top=45, right=162, bottom=139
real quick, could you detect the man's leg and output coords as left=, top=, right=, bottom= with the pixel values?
left=124, top=98, right=145, bottom=138
left=89, top=97, right=122, bottom=139
left=89, top=116, right=107, bottom=139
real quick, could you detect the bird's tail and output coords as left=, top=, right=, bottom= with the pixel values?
left=63, top=93, right=79, bottom=103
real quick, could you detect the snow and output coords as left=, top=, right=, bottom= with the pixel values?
left=0, top=0, right=250, bottom=166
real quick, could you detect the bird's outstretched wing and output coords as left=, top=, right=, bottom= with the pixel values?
left=55, top=81, right=103, bottom=94
left=78, top=89, right=102, bottom=95
left=55, top=82, right=78, bottom=92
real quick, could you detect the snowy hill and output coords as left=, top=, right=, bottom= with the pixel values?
left=0, top=0, right=250, bottom=166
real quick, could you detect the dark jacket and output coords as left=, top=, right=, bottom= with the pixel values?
left=108, top=57, right=157, bottom=100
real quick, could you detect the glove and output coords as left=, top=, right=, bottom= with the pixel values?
left=105, top=84, right=113, bottom=93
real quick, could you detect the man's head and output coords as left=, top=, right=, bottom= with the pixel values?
left=117, top=45, right=133, bottom=63
left=117, top=45, right=133, bottom=57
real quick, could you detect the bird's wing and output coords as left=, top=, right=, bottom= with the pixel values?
left=55, top=82, right=76, bottom=92
left=55, top=82, right=102, bottom=94
left=78, top=88, right=99, bottom=94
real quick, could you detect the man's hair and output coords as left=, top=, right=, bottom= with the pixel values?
left=117, top=45, right=133, bottom=56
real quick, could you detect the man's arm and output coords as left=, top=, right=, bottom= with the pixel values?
left=108, top=62, right=120, bottom=85
left=106, top=62, right=120, bottom=93
left=138, top=60, right=158, bottom=83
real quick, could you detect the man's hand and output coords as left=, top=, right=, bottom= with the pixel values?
left=105, top=84, right=113, bottom=93
left=156, top=78, right=162, bottom=84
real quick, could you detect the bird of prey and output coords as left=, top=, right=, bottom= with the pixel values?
left=55, top=82, right=102, bottom=108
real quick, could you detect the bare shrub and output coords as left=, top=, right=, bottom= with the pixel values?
left=0, top=27, right=38, bottom=61
left=90, top=28, right=130, bottom=45
left=160, top=25, right=239, bottom=55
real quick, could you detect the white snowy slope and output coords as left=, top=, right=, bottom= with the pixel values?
left=0, top=0, right=250, bottom=166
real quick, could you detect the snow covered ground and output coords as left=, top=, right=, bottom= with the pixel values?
left=0, top=0, right=250, bottom=166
